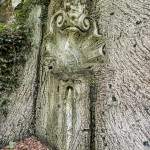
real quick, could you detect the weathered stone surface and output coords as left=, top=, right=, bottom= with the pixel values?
left=94, top=0, right=150, bottom=150
left=0, top=4, right=42, bottom=145
left=0, top=0, right=150, bottom=150
left=36, top=0, right=150, bottom=150
left=36, top=0, right=105, bottom=149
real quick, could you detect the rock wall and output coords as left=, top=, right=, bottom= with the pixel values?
left=1, top=0, right=149, bottom=150
left=0, top=0, right=42, bottom=145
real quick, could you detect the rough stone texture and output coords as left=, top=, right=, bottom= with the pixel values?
left=36, top=0, right=150, bottom=150
left=94, top=0, right=150, bottom=150
left=36, top=76, right=91, bottom=150
left=0, top=31, right=30, bottom=123
left=0, top=5, right=42, bottom=145
left=0, top=0, right=150, bottom=150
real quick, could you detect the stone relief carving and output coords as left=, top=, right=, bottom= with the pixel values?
left=36, top=1, right=105, bottom=149
left=49, top=0, right=98, bottom=35
left=43, top=0, right=105, bottom=77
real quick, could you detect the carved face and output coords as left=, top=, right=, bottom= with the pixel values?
left=44, top=31, right=104, bottom=76
left=44, top=32, right=83, bottom=74
left=45, top=0, right=105, bottom=76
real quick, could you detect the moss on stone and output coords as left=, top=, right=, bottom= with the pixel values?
left=0, top=23, right=7, bottom=32
left=14, top=0, right=45, bottom=25
left=0, top=31, right=30, bottom=94
left=0, top=30, right=31, bottom=116
left=0, top=23, right=18, bottom=33
left=0, top=0, right=35, bottom=92
left=0, top=97, right=9, bottom=117
left=15, top=1, right=30, bottom=23
left=0, top=0, right=49, bottom=117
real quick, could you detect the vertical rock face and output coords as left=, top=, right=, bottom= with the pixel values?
left=0, top=0, right=149, bottom=149
left=0, top=2, right=42, bottom=145
left=94, top=0, right=150, bottom=150
left=36, top=0, right=150, bottom=150
left=36, top=0, right=105, bottom=149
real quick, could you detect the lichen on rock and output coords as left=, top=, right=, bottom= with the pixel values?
left=0, top=30, right=30, bottom=115
left=0, top=0, right=35, bottom=117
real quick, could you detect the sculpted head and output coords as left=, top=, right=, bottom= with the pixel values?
left=46, top=0, right=104, bottom=76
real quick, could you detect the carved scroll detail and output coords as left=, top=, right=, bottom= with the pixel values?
left=49, top=0, right=100, bottom=36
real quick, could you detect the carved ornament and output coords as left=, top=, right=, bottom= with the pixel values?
left=44, top=0, right=105, bottom=76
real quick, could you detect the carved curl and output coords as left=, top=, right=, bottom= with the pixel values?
left=78, top=14, right=90, bottom=31
left=44, top=0, right=104, bottom=76
left=49, top=0, right=100, bottom=34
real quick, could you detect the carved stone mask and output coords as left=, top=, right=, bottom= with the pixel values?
left=44, top=0, right=105, bottom=76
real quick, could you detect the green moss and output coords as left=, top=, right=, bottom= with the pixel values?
left=0, top=23, right=7, bottom=32
left=88, top=75, right=97, bottom=86
left=15, top=0, right=43, bottom=24
left=0, top=31, right=30, bottom=93
left=0, top=23, right=19, bottom=33
left=0, top=30, right=30, bottom=116
left=15, top=0, right=32, bottom=26
left=0, top=0, right=50, bottom=117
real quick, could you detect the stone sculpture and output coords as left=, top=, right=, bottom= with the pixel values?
left=43, top=0, right=105, bottom=77
left=36, top=0, right=105, bottom=149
